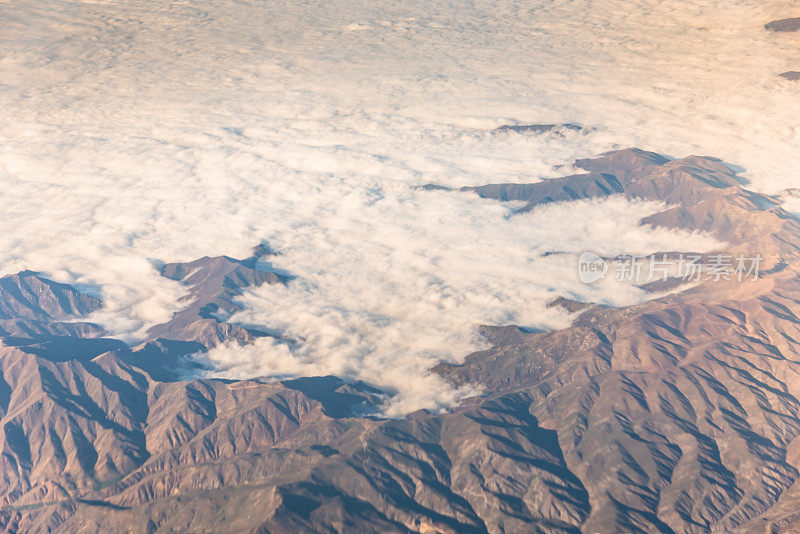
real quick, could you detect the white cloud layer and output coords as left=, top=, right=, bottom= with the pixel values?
left=0, top=0, right=794, bottom=412
left=211, top=195, right=720, bottom=415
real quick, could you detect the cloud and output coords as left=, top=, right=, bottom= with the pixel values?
left=207, top=194, right=720, bottom=414
left=0, top=0, right=789, bottom=411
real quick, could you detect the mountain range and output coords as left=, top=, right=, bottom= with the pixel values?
left=2, top=149, right=800, bottom=533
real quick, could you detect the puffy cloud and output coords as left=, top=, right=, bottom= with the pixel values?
left=0, top=0, right=788, bottom=411
left=208, top=194, right=720, bottom=414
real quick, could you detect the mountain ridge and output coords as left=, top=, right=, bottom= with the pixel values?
left=1, top=149, right=800, bottom=532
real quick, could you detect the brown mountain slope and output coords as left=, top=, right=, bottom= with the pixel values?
left=0, top=149, right=799, bottom=533
left=437, top=150, right=800, bottom=533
